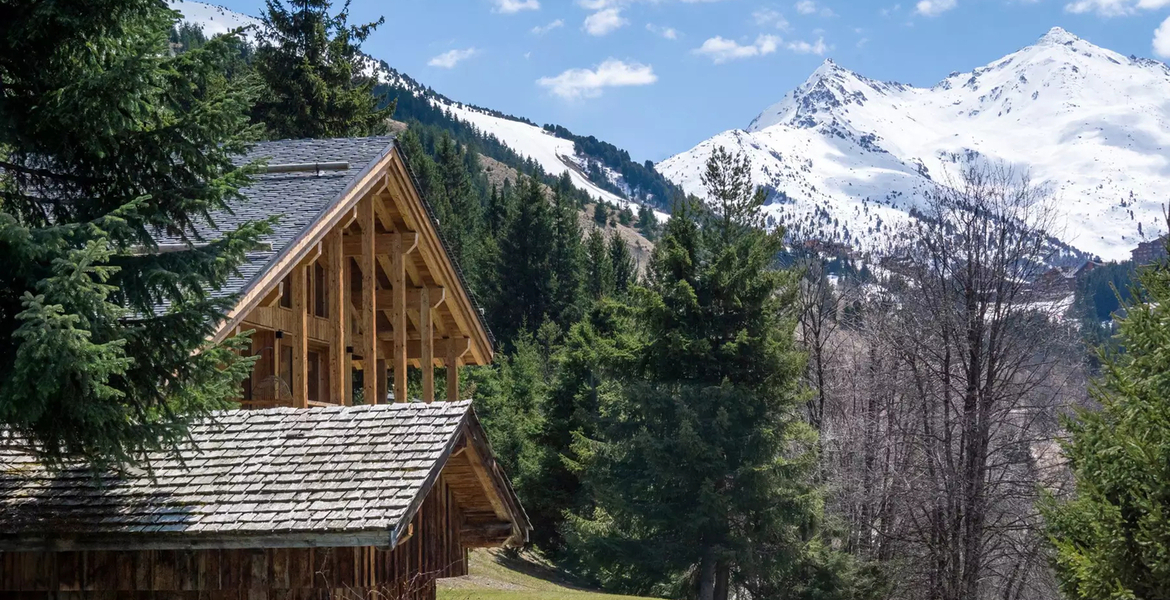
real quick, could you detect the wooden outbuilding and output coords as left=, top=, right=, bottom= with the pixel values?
left=0, top=401, right=530, bottom=597
left=0, top=136, right=529, bottom=597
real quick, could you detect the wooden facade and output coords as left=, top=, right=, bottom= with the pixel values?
left=0, top=477, right=468, bottom=599
left=0, top=139, right=525, bottom=600
left=233, top=145, right=493, bottom=407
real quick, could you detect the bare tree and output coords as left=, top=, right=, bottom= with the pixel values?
left=809, top=160, right=1085, bottom=600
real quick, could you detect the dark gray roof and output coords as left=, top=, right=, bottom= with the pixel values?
left=0, top=401, right=474, bottom=551
left=184, top=136, right=396, bottom=301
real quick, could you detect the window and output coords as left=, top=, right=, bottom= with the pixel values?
left=308, top=351, right=320, bottom=403
left=313, top=262, right=327, bottom=318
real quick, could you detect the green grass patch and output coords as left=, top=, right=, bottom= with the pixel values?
left=437, top=549, right=654, bottom=600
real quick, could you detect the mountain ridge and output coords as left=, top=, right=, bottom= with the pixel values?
left=661, top=27, right=1170, bottom=261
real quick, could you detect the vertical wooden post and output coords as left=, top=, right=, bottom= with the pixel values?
left=420, top=286, right=434, bottom=403
left=291, top=264, right=308, bottom=408
left=392, top=234, right=408, bottom=403
left=328, top=231, right=349, bottom=406
left=361, top=197, right=378, bottom=404
left=273, top=334, right=283, bottom=401
left=446, top=341, right=460, bottom=403
left=376, top=358, right=388, bottom=404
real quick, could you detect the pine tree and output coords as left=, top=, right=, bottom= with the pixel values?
left=487, top=177, right=556, bottom=347
left=570, top=148, right=833, bottom=600
left=1044, top=250, right=1170, bottom=599
left=636, top=204, right=660, bottom=241
left=594, top=203, right=610, bottom=227
left=550, top=175, right=584, bottom=328
left=252, top=0, right=392, bottom=139
left=0, top=0, right=269, bottom=470
left=609, top=232, right=636, bottom=297
left=434, top=134, right=483, bottom=269
left=584, top=228, right=614, bottom=301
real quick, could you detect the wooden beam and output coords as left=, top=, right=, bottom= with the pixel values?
left=328, top=231, right=349, bottom=406
left=460, top=522, right=515, bottom=549
left=447, top=338, right=461, bottom=402
left=373, top=287, right=445, bottom=312
left=462, top=432, right=511, bottom=521
left=376, top=358, right=388, bottom=405
left=360, top=196, right=378, bottom=404
left=290, top=265, right=308, bottom=408
left=342, top=232, right=418, bottom=257
left=392, top=234, right=408, bottom=403
left=421, top=286, right=434, bottom=403
left=376, top=337, right=469, bottom=363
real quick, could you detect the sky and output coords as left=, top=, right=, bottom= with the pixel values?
left=206, top=0, right=1170, bottom=162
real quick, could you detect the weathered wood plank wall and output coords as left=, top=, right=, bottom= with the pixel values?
left=0, top=478, right=467, bottom=599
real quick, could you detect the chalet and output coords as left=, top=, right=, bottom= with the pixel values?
left=1132, top=236, right=1168, bottom=266
left=0, top=136, right=530, bottom=597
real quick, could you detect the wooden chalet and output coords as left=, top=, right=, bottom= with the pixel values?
left=0, top=136, right=530, bottom=598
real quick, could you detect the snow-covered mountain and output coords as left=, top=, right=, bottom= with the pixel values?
left=659, top=28, right=1170, bottom=261
left=170, top=1, right=664, bottom=216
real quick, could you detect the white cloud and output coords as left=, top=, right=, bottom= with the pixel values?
left=693, top=34, right=781, bottom=63
left=915, top=0, right=957, bottom=16
left=647, top=23, right=680, bottom=39
left=787, top=36, right=829, bottom=54
left=537, top=59, right=657, bottom=99
left=795, top=0, right=818, bottom=13
left=1065, top=0, right=1170, bottom=15
left=584, top=7, right=628, bottom=35
left=493, top=0, right=540, bottom=13
left=532, top=19, right=564, bottom=34
left=754, top=8, right=792, bottom=30
left=428, top=48, right=479, bottom=68
left=1155, top=15, right=1170, bottom=57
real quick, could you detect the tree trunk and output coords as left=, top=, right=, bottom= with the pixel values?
left=698, top=546, right=717, bottom=600
left=714, top=559, right=731, bottom=600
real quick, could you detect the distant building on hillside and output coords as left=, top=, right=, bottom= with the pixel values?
left=1038, top=259, right=1103, bottom=294
left=1132, top=236, right=1168, bottom=265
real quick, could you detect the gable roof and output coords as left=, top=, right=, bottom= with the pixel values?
left=170, top=136, right=396, bottom=304
left=175, top=136, right=492, bottom=357
left=0, top=402, right=528, bottom=552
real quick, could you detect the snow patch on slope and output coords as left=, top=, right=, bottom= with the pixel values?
left=442, top=103, right=668, bottom=218
left=169, top=0, right=259, bottom=38
left=661, top=28, right=1170, bottom=261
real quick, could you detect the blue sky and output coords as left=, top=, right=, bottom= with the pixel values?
left=213, top=0, right=1170, bottom=162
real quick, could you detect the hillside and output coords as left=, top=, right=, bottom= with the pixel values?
left=438, top=550, right=656, bottom=600
left=659, top=27, right=1170, bottom=262
left=168, top=0, right=672, bottom=222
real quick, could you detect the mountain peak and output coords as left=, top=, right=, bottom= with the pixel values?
left=1037, top=27, right=1080, bottom=46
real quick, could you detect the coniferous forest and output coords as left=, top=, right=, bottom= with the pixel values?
left=2, top=1, right=1170, bottom=600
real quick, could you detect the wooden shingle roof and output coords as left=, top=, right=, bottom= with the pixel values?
left=0, top=402, right=527, bottom=551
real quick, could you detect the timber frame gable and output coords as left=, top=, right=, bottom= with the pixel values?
left=216, top=136, right=493, bottom=407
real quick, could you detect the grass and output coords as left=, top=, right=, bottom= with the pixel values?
left=437, top=549, right=655, bottom=600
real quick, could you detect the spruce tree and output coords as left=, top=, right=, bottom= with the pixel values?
left=608, top=232, right=636, bottom=297
left=434, top=134, right=483, bottom=269
left=252, top=0, right=393, bottom=139
left=1044, top=250, right=1170, bottom=599
left=584, top=228, right=615, bottom=301
left=570, top=148, right=831, bottom=600
left=487, top=176, right=556, bottom=347
left=550, top=175, right=585, bottom=328
left=0, top=0, right=269, bottom=469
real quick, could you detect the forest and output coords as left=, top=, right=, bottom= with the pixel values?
left=2, top=1, right=1169, bottom=600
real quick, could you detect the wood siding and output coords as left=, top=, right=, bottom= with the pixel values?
left=0, top=478, right=468, bottom=600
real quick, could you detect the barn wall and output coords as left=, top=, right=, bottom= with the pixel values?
left=0, top=478, right=467, bottom=600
